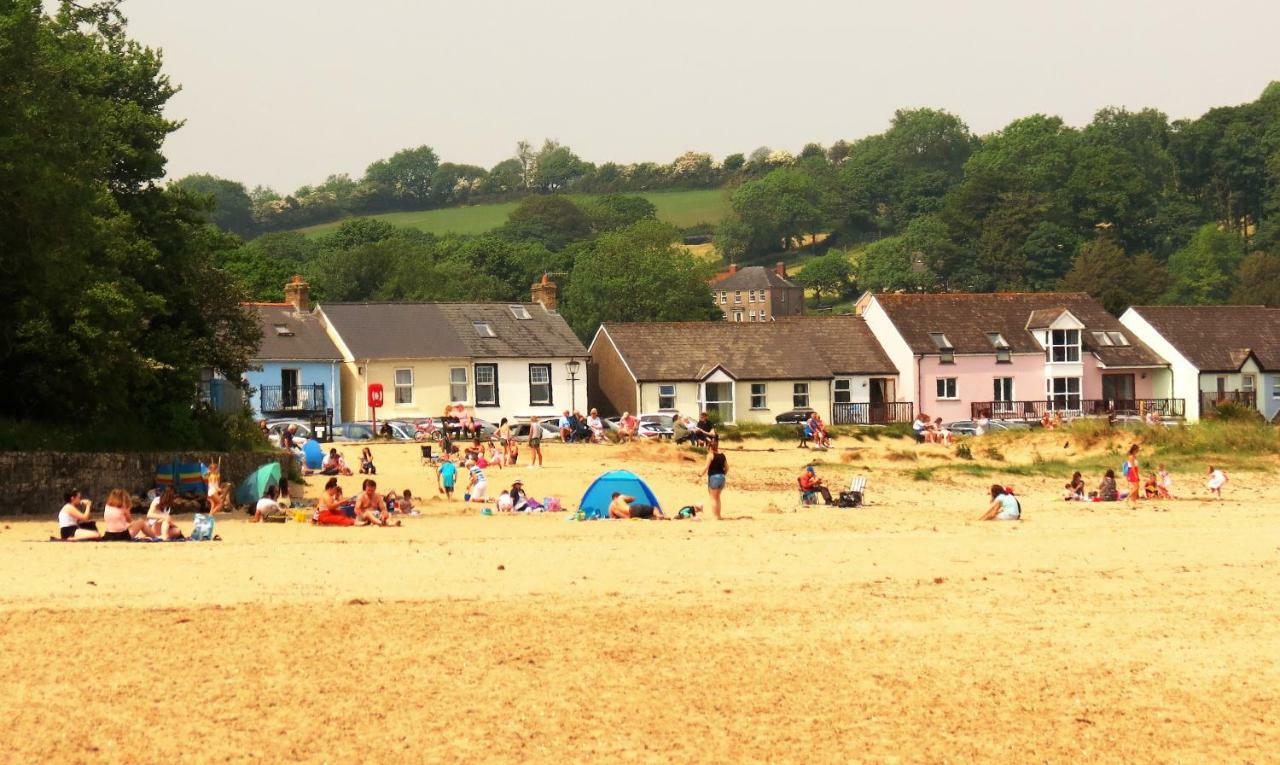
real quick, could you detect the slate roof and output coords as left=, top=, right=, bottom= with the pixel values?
left=597, top=316, right=897, bottom=382
left=320, top=302, right=586, bottom=360
left=873, top=292, right=1166, bottom=367
left=1128, top=305, right=1280, bottom=371
left=711, top=266, right=798, bottom=291
left=250, top=304, right=343, bottom=362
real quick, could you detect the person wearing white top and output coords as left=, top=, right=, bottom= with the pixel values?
left=145, top=488, right=184, bottom=539
left=1206, top=466, right=1227, bottom=499
left=57, top=489, right=100, bottom=541
left=251, top=485, right=282, bottom=523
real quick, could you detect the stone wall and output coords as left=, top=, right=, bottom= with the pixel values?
left=0, top=450, right=293, bottom=516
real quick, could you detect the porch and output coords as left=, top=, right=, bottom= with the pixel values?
left=832, top=402, right=914, bottom=425
left=970, top=398, right=1186, bottom=422
left=259, top=384, right=328, bottom=416
left=1200, top=390, right=1257, bottom=414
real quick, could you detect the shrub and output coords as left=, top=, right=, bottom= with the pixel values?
left=955, top=443, right=973, bottom=460
left=981, top=445, right=1005, bottom=461
left=1209, top=402, right=1263, bottom=422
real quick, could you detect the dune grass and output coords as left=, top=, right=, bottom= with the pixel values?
left=296, top=189, right=733, bottom=238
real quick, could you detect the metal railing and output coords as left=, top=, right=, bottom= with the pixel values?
left=260, top=384, right=327, bottom=415
left=832, top=401, right=914, bottom=425
left=971, top=398, right=1185, bottom=421
left=1200, top=391, right=1256, bottom=413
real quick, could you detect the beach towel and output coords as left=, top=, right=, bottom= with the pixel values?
left=177, top=463, right=207, bottom=494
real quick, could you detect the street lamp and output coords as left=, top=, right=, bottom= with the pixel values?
left=565, top=359, right=581, bottom=412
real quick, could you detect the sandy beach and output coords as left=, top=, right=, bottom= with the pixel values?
left=0, top=434, right=1275, bottom=763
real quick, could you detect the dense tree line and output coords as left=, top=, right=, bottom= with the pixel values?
left=0, top=1, right=259, bottom=448
left=221, top=195, right=722, bottom=340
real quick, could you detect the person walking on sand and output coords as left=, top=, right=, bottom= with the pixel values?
left=699, top=436, right=727, bottom=520
left=1124, top=444, right=1141, bottom=507
left=1206, top=465, right=1227, bottom=499
left=438, top=455, right=458, bottom=500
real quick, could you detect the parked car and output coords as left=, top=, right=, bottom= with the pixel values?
left=510, top=421, right=560, bottom=443
left=636, top=413, right=675, bottom=439
left=329, top=422, right=375, bottom=441
left=351, top=420, right=416, bottom=441
left=774, top=408, right=816, bottom=424
left=942, top=420, right=1031, bottom=437
left=266, top=419, right=320, bottom=447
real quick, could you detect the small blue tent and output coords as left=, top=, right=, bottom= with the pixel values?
left=302, top=439, right=324, bottom=470
left=578, top=470, right=661, bottom=519
left=235, top=462, right=281, bottom=506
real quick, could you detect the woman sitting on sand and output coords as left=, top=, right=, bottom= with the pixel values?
left=57, top=489, right=101, bottom=541
left=252, top=485, right=282, bottom=523
left=144, top=488, right=184, bottom=540
left=979, top=484, right=1021, bottom=521
left=359, top=447, right=376, bottom=475
left=1097, top=469, right=1120, bottom=502
left=102, top=489, right=147, bottom=541
left=315, top=478, right=354, bottom=526
left=1063, top=472, right=1086, bottom=501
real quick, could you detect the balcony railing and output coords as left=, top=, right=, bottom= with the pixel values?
left=260, top=384, right=327, bottom=415
left=1200, top=391, right=1257, bottom=414
left=971, top=398, right=1185, bottom=421
left=832, top=401, right=914, bottom=425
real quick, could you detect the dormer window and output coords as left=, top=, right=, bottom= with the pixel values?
left=473, top=322, right=496, bottom=338
left=987, top=332, right=1011, bottom=363
left=1107, top=332, right=1129, bottom=346
left=273, top=324, right=293, bottom=337
left=508, top=305, right=531, bottom=320
left=1049, top=329, right=1080, bottom=362
left=1092, top=331, right=1113, bottom=347
left=930, top=332, right=955, bottom=364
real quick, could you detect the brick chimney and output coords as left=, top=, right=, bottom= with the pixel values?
left=284, top=275, right=310, bottom=312
left=728, top=263, right=738, bottom=275
left=775, top=261, right=787, bottom=279
left=531, top=273, right=558, bottom=311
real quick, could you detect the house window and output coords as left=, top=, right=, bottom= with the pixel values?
left=1047, top=377, right=1081, bottom=410
left=449, top=367, right=467, bottom=402
left=1049, top=329, right=1081, bottom=363
left=528, top=364, right=551, bottom=406
left=793, top=383, right=810, bottom=408
left=1272, top=377, right=1280, bottom=400
left=834, top=379, right=852, bottom=404
left=474, top=363, right=498, bottom=406
left=993, top=377, right=1013, bottom=402
left=749, top=311, right=756, bottom=321
left=930, top=332, right=955, bottom=364
left=1092, top=331, right=1113, bottom=347
left=936, top=378, right=958, bottom=400
left=473, top=321, right=496, bottom=338
left=748, top=290, right=756, bottom=303
left=735, top=291, right=742, bottom=303
left=987, top=332, right=1010, bottom=363
left=720, top=291, right=727, bottom=304
left=394, top=368, right=413, bottom=405
left=1106, top=332, right=1129, bottom=346
left=658, top=384, right=676, bottom=410
left=703, top=382, right=735, bottom=423
left=750, top=383, right=767, bottom=409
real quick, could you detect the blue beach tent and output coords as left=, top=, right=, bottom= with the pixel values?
left=578, top=470, right=661, bottom=519
left=302, top=439, right=325, bottom=471
left=235, top=462, right=282, bottom=506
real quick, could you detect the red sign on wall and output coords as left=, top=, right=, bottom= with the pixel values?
left=367, top=383, right=384, bottom=408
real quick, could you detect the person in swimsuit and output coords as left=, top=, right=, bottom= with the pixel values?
left=315, top=478, right=355, bottom=526
left=979, top=484, right=1021, bottom=521
left=528, top=416, right=544, bottom=467
left=205, top=462, right=224, bottom=514
left=353, top=479, right=394, bottom=526
left=1125, top=444, right=1141, bottom=507
left=57, top=489, right=100, bottom=541
left=608, top=492, right=665, bottom=519
left=102, top=488, right=146, bottom=540
left=699, top=436, right=727, bottom=520
left=145, top=487, right=184, bottom=539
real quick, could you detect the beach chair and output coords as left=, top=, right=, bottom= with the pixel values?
left=841, top=476, right=866, bottom=508
left=419, top=444, right=433, bottom=464
left=798, top=477, right=817, bottom=506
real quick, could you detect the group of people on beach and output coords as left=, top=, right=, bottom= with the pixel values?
left=912, top=413, right=957, bottom=444
left=1060, top=444, right=1228, bottom=505
left=56, top=487, right=189, bottom=541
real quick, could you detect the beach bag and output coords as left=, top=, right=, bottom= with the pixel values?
left=1120, top=460, right=1131, bottom=478
left=191, top=513, right=216, bottom=541
left=544, top=497, right=562, bottom=512
left=837, top=491, right=862, bottom=508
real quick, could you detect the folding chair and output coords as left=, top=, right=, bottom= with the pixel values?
left=845, top=476, right=867, bottom=507
left=797, top=477, right=817, bottom=506
left=419, top=444, right=433, bottom=465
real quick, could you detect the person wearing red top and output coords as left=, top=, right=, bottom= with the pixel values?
left=799, top=466, right=834, bottom=505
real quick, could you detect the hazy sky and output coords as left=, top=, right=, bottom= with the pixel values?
left=120, top=0, right=1279, bottom=192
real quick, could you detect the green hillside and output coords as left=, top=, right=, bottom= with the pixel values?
left=296, top=189, right=731, bottom=238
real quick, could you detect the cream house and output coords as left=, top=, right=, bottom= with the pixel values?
left=318, top=301, right=588, bottom=424
left=588, top=317, right=909, bottom=425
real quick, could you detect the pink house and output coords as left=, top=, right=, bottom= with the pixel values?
left=861, top=293, right=1180, bottom=423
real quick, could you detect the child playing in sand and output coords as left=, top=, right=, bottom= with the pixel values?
left=1063, top=471, right=1085, bottom=501
left=1157, top=465, right=1173, bottom=499
left=360, top=447, right=376, bottom=475
left=1206, top=466, right=1227, bottom=499
left=465, top=460, right=489, bottom=503
left=439, top=456, right=457, bottom=500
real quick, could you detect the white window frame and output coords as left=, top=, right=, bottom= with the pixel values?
left=936, top=377, right=958, bottom=400
left=833, top=378, right=852, bottom=405
left=703, top=382, right=735, bottom=423
left=474, top=363, right=498, bottom=407
left=733, top=311, right=743, bottom=322
left=750, top=383, right=767, bottom=409
left=1242, top=374, right=1256, bottom=394
left=394, top=367, right=414, bottom=405
left=528, top=363, right=552, bottom=406
left=1047, top=376, right=1082, bottom=410
left=734, top=290, right=742, bottom=303
left=1049, top=329, right=1081, bottom=363
left=1272, top=377, right=1280, bottom=400
left=793, top=382, right=810, bottom=409
left=658, top=384, right=676, bottom=410
left=749, top=310, right=756, bottom=321
left=993, top=377, right=1014, bottom=402
left=720, top=291, right=727, bottom=304
left=449, top=367, right=468, bottom=403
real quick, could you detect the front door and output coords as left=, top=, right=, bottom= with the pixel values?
left=281, top=368, right=299, bottom=409
left=1102, top=374, right=1135, bottom=406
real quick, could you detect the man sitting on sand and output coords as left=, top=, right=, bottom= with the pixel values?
left=608, top=492, right=665, bottom=519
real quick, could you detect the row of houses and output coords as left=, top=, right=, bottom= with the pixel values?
left=239, top=277, right=1280, bottom=428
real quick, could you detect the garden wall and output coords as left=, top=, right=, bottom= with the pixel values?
left=0, top=451, right=292, bottom=516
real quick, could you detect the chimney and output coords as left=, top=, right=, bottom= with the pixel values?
left=284, top=275, right=310, bottom=312
left=728, top=263, right=738, bottom=275
left=775, top=261, right=787, bottom=279
left=531, top=273, right=558, bottom=311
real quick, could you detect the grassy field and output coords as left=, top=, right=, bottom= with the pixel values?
left=297, top=189, right=732, bottom=238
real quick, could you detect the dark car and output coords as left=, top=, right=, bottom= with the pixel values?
left=774, top=408, right=816, bottom=424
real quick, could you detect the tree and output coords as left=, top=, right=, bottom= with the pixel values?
left=0, top=0, right=258, bottom=445
left=482, top=158, right=524, bottom=195
left=172, top=173, right=256, bottom=237
left=722, top=153, right=746, bottom=173
left=363, top=145, right=440, bottom=208
left=729, top=167, right=825, bottom=253
left=533, top=141, right=587, bottom=192
left=499, top=195, right=593, bottom=250
left=560, top=220, right=721, bottom=339
left=1231, top=252, right=1280, bottom=306
left=1163, top=224, right=1246, bottom=304
left=1059, top=235, right=1167, bottom=314
left=794, top=251, right=854, bottom=304
left=587, top=194, right=657, bottom=231
left=220, top=232, right=318, bottom=300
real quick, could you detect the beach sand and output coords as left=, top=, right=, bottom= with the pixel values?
left=0, top=436, right=1275, bottom=763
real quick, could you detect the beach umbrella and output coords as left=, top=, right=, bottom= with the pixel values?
left=235, top=462, right=282, bottom=506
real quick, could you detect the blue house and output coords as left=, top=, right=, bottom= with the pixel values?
left=244, top=278, right=343, bottom=424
